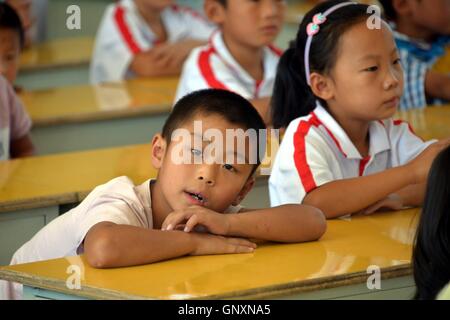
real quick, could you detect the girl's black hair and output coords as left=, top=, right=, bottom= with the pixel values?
left=413, top=145, right=450, bottom=300
left=0, top=2, right=25, bottom=49
left=271, top=0, right=371, bottom=129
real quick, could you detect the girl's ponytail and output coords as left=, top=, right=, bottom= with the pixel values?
left=271, top=45, right=316, bottom=129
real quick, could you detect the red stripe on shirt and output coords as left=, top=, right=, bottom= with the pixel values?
left=268, top=44, right=283, bottom=57
left=114, top=6, right=142, bottom=54
left=393, top=119, right=424, bottom=141
left=293, top=116, right=321, bottom=193
left=311, top=112, right=348, bottom=158
left=198, top=47, right=230, bottom=90
left=359, top=156, right=371, bottom=176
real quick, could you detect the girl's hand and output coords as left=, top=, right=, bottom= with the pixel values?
left=408, top=139, right=450, bottom=184
left=162, top=206, right=231, bottom=236
left=362, top=193, right=404, bottom=215
left=189, top=233, right=256, bottom=256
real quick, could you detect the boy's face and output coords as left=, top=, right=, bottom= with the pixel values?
left=207, top=0, right=286, bottom=48
left=152, top=113, right=257, bottom=213
left=407, top=0, right=450, bottom=35
left=0, top=29, right=21, bottom=83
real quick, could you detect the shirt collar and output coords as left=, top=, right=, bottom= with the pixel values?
left=313, top=103, right=391, bottom=159
left=210, top=31, right=278, bottom=86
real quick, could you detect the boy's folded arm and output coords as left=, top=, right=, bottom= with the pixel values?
left=83, top=221, right=196, bottom=268
left=228, top=204, right=327, bottom=243
left=83, top=221, right=256, bottom=268
left=425, top=70, right=450, bottom=101
left=130, top=50, right=180, bottom=77
left=130, top=40, right=206, bottom=77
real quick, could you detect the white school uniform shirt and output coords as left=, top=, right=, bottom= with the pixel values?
left=269, top=103, right=436, bottom=207
left=174, top=31, right=283, bottom=103
left=90, top=0, right=215, bottom=84
left=0, top=176, right=241, bottom=300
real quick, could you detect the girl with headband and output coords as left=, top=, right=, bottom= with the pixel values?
left=269, top=0, right=450, bottom=219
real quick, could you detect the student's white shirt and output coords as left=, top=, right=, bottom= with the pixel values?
left=0, top=176, right=240, bottom=300
left=269, top=103, right=436, bottom=207
left=90, top=0, right=215, bottom=84
left=174, top=30, right=282, bottom=103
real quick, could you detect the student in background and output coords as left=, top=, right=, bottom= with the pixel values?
left=0, top=1, right=24, bottom=84
left=174, top=0, right=285, bottom=125
left=413, top=146, right=450, bottom=300
left=90, top=0, right=216, bottom=84
left=379, top=0, right=450, bottom=110
left=1, top=89, right=326, bottom=300
left=0, top=3, right=34, bottom=159
left=269, top=0, right=450, bottom=219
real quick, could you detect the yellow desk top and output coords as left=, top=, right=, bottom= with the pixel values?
left=19, top=37, right=94, bottom=72
left=0, top=144, right=156, bottom=213
left=396, top=105, right=450, bottom=140
left=432, top=46, right=450, bottom=74
left=0, top=208, right=417, bottom=299
left=19, top=77, right=179, bottom=126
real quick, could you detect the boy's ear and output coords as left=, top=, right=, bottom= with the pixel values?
left=309, top=72, right=334, bottom=101
left=232, top=177, right=255, bottom=206
left=204, top=0, right=226, bottom=25
left=151, top=134, right=167, bottom=169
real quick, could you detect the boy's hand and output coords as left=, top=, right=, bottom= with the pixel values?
left=189, top=233, right=256, bottom=256
left=361, top=193, right=404, bottom=215
left=162, top=206, right=231, bottom=236
left=408, top=139, right=450, bottom=184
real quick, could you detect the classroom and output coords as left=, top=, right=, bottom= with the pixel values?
left=0, top=0, right=449, bottom=303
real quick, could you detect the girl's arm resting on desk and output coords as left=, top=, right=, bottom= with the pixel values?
left=10, top=133, right=34, bottom=158
left=84, top=222, right=255, bottom=268
left=304, top=140, right=450, bottom=218
left=425, top=70, right=450, bottom=101
left=162, top=204, right=327, bottom=243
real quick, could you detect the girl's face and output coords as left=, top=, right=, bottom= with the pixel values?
left=325, top=21, right=404, bottom=122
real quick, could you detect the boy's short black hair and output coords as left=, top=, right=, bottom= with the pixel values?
left=163, top=89, right=266, bottom=171
left=378, top=0, right=397, bottom=21
left=0, top=2, right=25, bottom=49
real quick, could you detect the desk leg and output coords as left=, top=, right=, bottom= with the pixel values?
left=0, top=206, right=59, bottom=265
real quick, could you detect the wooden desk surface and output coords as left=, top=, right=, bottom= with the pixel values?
left=19, top=77, right=179, bottom=126
left=19, top=37, right=94, bottom=72
left=0, top=144, right=156, bottom=213
left=0, top=208, right=417, bottom=299
left=432, top=46, right=450, bottom=74
left=396, top=105, right=450, bottom=140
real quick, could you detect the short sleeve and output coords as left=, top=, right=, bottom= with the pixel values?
left=76, top=193, right=147, bottom=251
left=269, top=120, right=335, bottom=206
left=388, top=119, right=436, bottom=166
